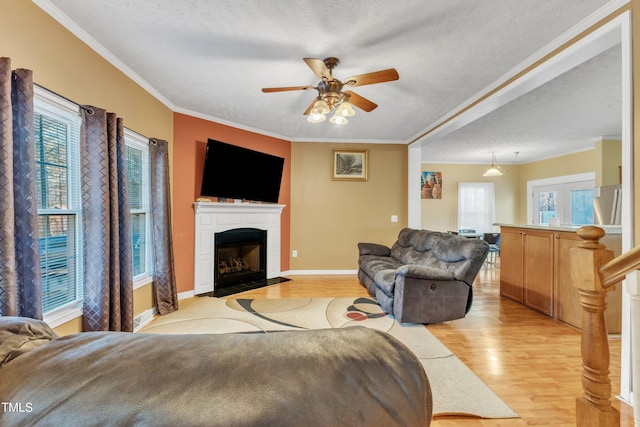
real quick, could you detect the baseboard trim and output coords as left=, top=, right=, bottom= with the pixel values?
left=178, top=290, right=195, bottom=300
left=133, top=307, right=157, bottom=332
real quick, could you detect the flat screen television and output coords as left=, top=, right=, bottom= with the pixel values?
left=200, top=139, right=285, bottom=203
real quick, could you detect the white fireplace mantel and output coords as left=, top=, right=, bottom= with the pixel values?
left=193, top=202, right=285, bottom=295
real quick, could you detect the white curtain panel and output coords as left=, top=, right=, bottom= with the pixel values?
left=457, top=182, right=496, bottom=234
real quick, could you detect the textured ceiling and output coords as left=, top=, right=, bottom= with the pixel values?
left=36, top=0, right=621, bottom=164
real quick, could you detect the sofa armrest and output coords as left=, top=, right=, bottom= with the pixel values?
left=396, top=264, right=455, bottom=281
left=358, top=242, right=391, bottom=257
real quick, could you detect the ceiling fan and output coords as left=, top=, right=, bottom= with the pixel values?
left=261, top=57, right=399, bottom=124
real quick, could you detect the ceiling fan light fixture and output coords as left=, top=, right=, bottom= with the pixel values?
left=335, top=100, right=355, bottom=117
left=310, top=99, right=330, bottom=115
left=307, top=112, right=326, bottom=123
left=330, top=114, right=348, bottom=125
left=262, top=57, right=399, bottom=126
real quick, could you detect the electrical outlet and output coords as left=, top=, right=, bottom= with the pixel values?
left=391, top=215, right=398, bottom=223
left=292, top=250, right=298, bottom=258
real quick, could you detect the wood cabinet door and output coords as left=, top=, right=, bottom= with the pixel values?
left=555, top=231, right=622, bottom=333
left=523, top=230, right=554, bottom=316
left=499, top=227, right=524, bottom=303
left=553, top=231, right=582, bottom=328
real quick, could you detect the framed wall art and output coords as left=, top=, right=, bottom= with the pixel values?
left=421, top=171, right=442, bottom=199
left=332, top=149, right=368, bottom=181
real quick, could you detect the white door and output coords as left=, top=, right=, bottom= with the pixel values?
left=530, top=177, right=595, bottom=225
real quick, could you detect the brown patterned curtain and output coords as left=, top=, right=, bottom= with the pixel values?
left=149, top=138, right=178, bottom=315
left=0, top=58, right=42, bottom=319
left=80, top=107, right=133, bottom=331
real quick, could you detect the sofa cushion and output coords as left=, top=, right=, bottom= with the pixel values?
left=357, top=242, right=390, bottom=257
left=412, top=230, right=439, bottom=252
left=432, top=235, right=477, bottom=262
left=358, top=255, right=402, bottom=279
left=397, top=227, right=417, bottom=247
left=0, top=317, right=57, bottom=368
left=375, top=288, right=394, bottom=315
left=373, top=269, right=397, bottom=297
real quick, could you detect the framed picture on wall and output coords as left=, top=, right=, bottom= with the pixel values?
left=332, top=149, right=368, bottom=181
left=421, top=171, right=442, bottom=199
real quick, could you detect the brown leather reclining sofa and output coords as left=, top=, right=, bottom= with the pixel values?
left=358, top=227, right=489, bottom=324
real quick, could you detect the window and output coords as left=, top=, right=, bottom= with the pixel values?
left=34, top=88, right=83, bottom=314
left=457, top=182, right=496, bottom=233
left=35, top=88, right=153, bottom=322
left=124, top=129, right=152, bottom=286
left=528, top=173, right=595, bottom=225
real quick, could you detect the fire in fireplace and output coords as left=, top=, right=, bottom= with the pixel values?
left=214, top=228, right=267, bottom=289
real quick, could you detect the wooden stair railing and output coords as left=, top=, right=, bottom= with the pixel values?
left=572, top=226, right=640, bottom=427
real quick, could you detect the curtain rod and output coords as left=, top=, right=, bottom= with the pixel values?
left=34, top=82, right=152, bottom=143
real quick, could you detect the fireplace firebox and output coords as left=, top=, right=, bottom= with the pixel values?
left=214, top=228, right=267, bottom=289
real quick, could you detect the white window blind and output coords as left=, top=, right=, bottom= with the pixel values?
left=124, top=129, right=151, bottom=281
left=34, top=89, right=83, bottom=313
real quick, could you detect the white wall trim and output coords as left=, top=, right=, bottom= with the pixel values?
left=133, top=307, right=157, bottom=332
left=408, top=1, right=629, bottom=146
left=193, top=202, right=285, bottom=295
left=178, top=290, right=195, bottom=300
left=525, top=172, right=596, bottom=225
left=43, top=304, right=82, bottom=329
left=408, top=144, right=423, bottom=229
left=618, top=8, right=635, bottom=409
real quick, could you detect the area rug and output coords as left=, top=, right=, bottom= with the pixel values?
left=142, top=296, right=518, bottom=419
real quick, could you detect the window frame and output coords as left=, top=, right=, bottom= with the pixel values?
left=35, top=88, right=154, bottom=328
left=124, top=128, right=153, bottom=290
left=35, top=87, right=84, bottom=326
left=527, top=172, right=596, bottom=225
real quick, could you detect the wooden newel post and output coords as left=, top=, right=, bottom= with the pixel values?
left=571, top=226, right=619, bottom=427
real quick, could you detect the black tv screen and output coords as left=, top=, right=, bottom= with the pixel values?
left=200, top=139, right=284, bottom=203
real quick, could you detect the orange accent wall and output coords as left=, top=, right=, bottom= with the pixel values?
left=172, top=113, right=291, bottom=294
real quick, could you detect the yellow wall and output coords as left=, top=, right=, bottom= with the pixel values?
left=52, top=285, right=153, bottom=336
left=1, top=1, right=172, bottom=141
left=51, top=316, right=83, bottom=337
left=421, top=149, right=604, bottom=231
left=420, top=163, right=519, bottom=232
left=516, top=150, right=596, bottom=223
left=2, top=0, right=173, bottom=333
left=595, top=139, right=622, bottom=186
left=290, top=142, right=408, bottom=269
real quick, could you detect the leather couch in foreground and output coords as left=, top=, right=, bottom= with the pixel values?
left=358, top=227, right=489, bottom=324
left=0, top=316, right=432, bottom=426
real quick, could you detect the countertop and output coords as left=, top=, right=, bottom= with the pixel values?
left=495, top=223, right=622, bottom=235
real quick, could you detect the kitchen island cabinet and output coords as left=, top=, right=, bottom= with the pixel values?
left=498, top=224, right=622, bottom=333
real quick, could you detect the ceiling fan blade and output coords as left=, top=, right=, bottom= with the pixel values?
left=344, top=68, right=399, bottom=87
left=262, top=85, right=316, bottom=93
left=344, top=91, right=377, bottom=112
left=304, top=58, right=332, bottom=80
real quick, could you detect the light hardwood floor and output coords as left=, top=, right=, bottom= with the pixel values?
left=229, top=265, right=634, bottom=426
